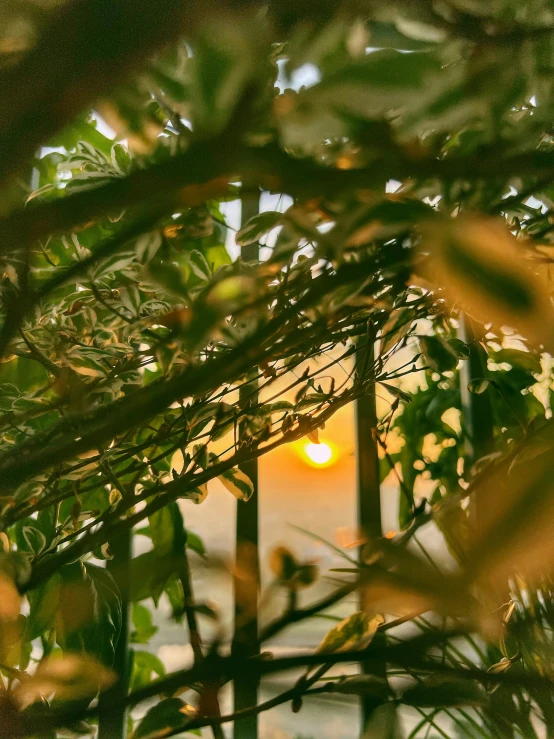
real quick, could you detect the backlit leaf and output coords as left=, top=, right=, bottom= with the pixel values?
left=236, top=211, right=283, bottom=247
left=218, top=467, right=254, bottom=501
left=16, top=654, right=115, bottom=705
left=420, top=216, right=554, bottom=351
left=317, top=611, right=384, bottom=654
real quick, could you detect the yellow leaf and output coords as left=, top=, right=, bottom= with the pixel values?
left=317, top=612, right=384, bottom=654
left=16, top=654, right=115, bottom=707
left=218, top=467, right=254, bottom=501
left=190, top=483, right=208, bottom=504
left=419, top=216, right=554, bottom=351
left=467, top=437, right=554, bottom=593
left=0, top=573, right=20, bottom=622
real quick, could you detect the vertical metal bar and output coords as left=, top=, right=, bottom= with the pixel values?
left=458, top=315, right=494, bottom=520
left=355, top=341, right=385, bottom=733
left=232, top=193, right=260, bottom=739
left=98, top=528, right=132, bottom=739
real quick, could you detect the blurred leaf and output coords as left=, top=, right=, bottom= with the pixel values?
left=469, top=436, right=554, bottom=593
left=190, top=14, right=265, bottom=134
left=434, top=499, right=471, bottom=564
left=57, top=563, right=122, bottom=667
left=420, top=216, right=554, bottom=352
left=401, top=676, right=486, bottom=708
left=331, top=674, right=391, bottom=700
left=185, top=531, right=206, bottom=558
left=17, top=654, right=115, bottom=705
left=298, top=49, right=441, bottom=120
left=148, top=261, right=189, bottom=298
left=27, top=575, right=60, bottom=640
left=269, top=546, right=299, bottom=582
left=0, top=572, right=21, bottom=623
left=236, top=211, right=283, bottom=247
left=362, top=701, right=401, bottom=739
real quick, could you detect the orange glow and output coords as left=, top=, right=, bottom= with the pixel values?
left=302, top=441, right=336, bottom=468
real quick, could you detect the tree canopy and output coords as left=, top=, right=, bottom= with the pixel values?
left=0, top=1, right=553, bottom=738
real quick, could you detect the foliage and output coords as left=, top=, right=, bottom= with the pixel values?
left=0, top=1, right=553, bottom=738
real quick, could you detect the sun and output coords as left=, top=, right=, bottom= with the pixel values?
left=304, top=441, right=335, bottom=468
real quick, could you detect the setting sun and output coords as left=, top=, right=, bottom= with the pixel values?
left=304, top=441, right=334, bottom=467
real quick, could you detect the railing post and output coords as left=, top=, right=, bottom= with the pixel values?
left=98, top=528, right=132, bottom=739
left=232, top=192, right=260, bottom=739
left=355, top=341, right=384, bottom=733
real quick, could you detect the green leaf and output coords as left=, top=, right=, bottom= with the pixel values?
left=269, top=401, right=294, bottom=413
left=57, top=563, right=122, bottom=667
left=217, top=466, right=254, bottom=501
left=130, top=551, right=181, bottom=605
left=236, top=211, right=283, bottom=247
left=111, top=143, right=132, bottom=175
left=27, top=574, right=61, bottom=640
left=418, top=335, right=458, bottom=373
left=22, top=526, right=47, bottom=556
left=84, top=564, right=122, bottom=668
left=493, top=348, right=542, bottom=375
left=447, top=338, right=470, bottom=360
left=136, top=232, right=162, bottom=263
left=64, top=346, right=108, bottom=378
left=398, top=483, right=415, bottom=530
left=132, top=697, right=195, bottom=739
left=468, top=378, right=490, bottom=394
left=148, top=261, right=189, bottom=298
left=91, top=249, right=136, bottom=280
left=362, top=702, right=401, bottom=739
left=379, top=382, right=412, bottom=403
left=131, top=603, right=158, bottom=644
left=149, top=507, right=177, bottom=557
left=190, top=17, right=263, bottom=134
left=401, top=676, right=486, bottom=708
left=331, top=674, right=391, bottom=700
left=204, top=244, right=231, bottom=273
left=317, top=612, right=383, bottom=654
left=130, top=650, right=166, bottom=692
left=185, top=531, right=206, bottom=558
left=186, top=249, right=211, bottom=282
left=48, top=115, right=113, bottom=154
left=380, top=307, right=414, bottom=356
left=302, top=49, right=441, bottom=120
